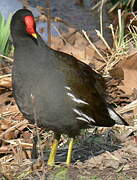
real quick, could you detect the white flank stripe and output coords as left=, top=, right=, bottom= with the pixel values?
left=73, top=108, right=81, bottom=115
left=107, top=108, right=121, bottom=121
left=76, top=117, right=89, bottom=122
left=80, top=112, right=95, bottom=123
left=65, top=86, right=71, bottom=91
left=73, top=108, right=95, bottom=123
left=67, top=92, right=89, bottom=105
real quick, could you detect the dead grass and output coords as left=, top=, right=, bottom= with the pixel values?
left=0, top=101, right=137, bottom=179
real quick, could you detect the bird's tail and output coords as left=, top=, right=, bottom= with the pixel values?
left=107, top=107, right=129, bottom=126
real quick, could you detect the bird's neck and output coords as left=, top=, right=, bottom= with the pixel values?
left=13, top=35, right=37, bottom=48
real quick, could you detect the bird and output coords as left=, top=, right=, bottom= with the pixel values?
left=10, top=9, right=128, bottom=166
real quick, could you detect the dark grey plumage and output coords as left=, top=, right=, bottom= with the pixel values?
left=11, top=9, right=128, bottom=138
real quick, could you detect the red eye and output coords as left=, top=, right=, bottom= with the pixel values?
left=24, top=16, right=36, bottom=35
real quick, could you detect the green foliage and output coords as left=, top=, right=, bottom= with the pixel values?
left=110, top=0, right=135, bottom=15
left=48, top=167, right=101, bottom=180
left=110, top=0, right=135, bottom=11
left=79, top=175, right=101, bottom=180
left=48, top=167, right=69, bottom=180
left=117, top=10, right=125, bottom=49
left=128, top=25, right=137, bottom=48
left=0, top=12, right=12, bottom=61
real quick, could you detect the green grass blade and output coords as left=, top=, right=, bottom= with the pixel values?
left=0, top=12, right=12, bottom=60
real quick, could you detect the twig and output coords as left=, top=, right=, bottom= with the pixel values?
left=118, top=100, right=137, bottom=114
left=0, top=54, right=14, bottom=62
left=109, top=24, right=117, bottom=49
left=0, top=74, right=11, bottom=79
left=131, top=0, right=135, bottom=10
left=46, top=0, right=51, bottom=47
left=96, top=30, right=112, bottom=53
left=31, top=94, right=44, bottom=160
left=51, top=24, right=68, bottom=44
left=108, top=1, right=120, bottom=13
left=0, top=120, right=28, bottom=138
left=105, top=151, right=119, bottom=161
left=100, top=0, right=104, bottom=36
left=91, top=0, right=108, bottom=10
left=82, top=30, right=107, bottom=63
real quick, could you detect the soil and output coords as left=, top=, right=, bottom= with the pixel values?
left=0, top=108, right=137, bottom=180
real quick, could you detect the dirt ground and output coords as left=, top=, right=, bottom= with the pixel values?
left=0, top=97, right=137, bottom=179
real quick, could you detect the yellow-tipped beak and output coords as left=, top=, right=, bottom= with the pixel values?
left=32, top=33, right=37, bottom=39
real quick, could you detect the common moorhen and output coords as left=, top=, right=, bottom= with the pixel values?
left=10, top=9, right=128, bottom=166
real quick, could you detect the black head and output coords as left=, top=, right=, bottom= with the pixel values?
left=10, top=9, right=37, bottom=42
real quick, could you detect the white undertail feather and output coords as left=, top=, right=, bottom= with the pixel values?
left=65, top=86, right=71, bottom=91
left=67, top=92, right=89, bottom=105
left=65, top=87, right=124, bottom=125
left=107, top=108, right=123, bottom=124
left=73, top=108, right=95, bottom=123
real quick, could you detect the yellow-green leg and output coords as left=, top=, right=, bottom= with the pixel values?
left=47, top=134, right=60, bottom=166
left=66, top=138, right=74, bottom=166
